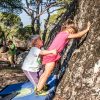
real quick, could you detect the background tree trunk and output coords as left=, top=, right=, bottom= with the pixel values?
left=54, top=0, right=100, bottom=100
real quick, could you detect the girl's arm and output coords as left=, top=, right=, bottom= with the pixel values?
left=68, top=22, right=91, bottom=39
left=39, top=49, right=57, bottom=55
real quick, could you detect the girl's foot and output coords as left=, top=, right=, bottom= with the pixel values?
left=43, top=84, right=49, bottom=91
left=34, top=87, right=49, bottom=96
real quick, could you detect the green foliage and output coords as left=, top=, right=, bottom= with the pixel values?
left=0, top=0, right=73, bottom=43
left=15, top=25, right=33, bottom=40
left=0, top=12, right=33, bottom=41
left=0, top=12, right=21, bottom=27
left=24, top=25, right=33, bottom=34
left=57, top=0, right=72, bottom=3
left=0, top=12, right=22, bottom=40
left=0, top=0, right=22, bottom=14
left=48, top=0, right=72, bottom=26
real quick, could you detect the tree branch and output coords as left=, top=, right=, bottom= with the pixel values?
left=22, top=7, right=31, bottom=16
left=50, top=7, right=65, bottom=13
left=36, top=0, right=40, bottom=34
left=1, top=1, right=35, bottom=16
left=42, top=9, right=50, bottom=42
left=26, top=0, right=29, bottom=8
left=35, top=1, right=65, bottom=18
left=1, top=1, right=22, bottom=11
left=25, top=0, right=36, bottom=12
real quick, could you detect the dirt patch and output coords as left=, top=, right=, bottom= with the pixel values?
left=0, top=66, right=27, bottom=91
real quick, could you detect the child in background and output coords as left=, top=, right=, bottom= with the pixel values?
left=35, top=21, right=91, bottom=95
left=22, top=35, right=57, bottom=95
left=8, top=40, right=16, bottom=66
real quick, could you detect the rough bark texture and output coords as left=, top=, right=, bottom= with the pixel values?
left=54, top=0, right=100, bottom=100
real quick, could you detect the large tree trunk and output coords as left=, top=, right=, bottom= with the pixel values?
left=54, top=0, right=100, bottom=100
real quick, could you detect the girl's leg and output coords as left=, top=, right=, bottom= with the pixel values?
left=23, top=70, right=39, bottom=86
left=36, top=62, right=55, bottom=91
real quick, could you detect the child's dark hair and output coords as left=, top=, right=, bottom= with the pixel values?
left=61, top=19, right=78, bottom=33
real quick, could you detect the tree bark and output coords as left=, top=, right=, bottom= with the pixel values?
left=42, top=9, right=50, bottom=42
left=54, top=0, right=100, bottom=100
left=36, top=1, right=40, bottom=34
left=31, top=18, right=36, bottom=34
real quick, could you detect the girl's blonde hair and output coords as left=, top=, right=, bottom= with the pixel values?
left=61, top=19, right=78, bottom=33
left=30, top=35, right=40, bottom=42
left=28, top=35, right=40, bottom=47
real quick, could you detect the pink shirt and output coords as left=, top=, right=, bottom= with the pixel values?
left=48, top=32, right=69, bottom=52
left=42, top=31, right=69, bottom=64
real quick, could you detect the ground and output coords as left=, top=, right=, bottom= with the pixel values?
left=0, top=66, right=27, bottom=91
